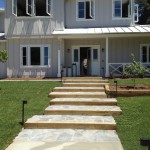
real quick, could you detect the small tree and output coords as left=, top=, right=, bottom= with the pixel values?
left=0, top=50, right=8, bottom=63
left=123, top=53, right=150, bottom=88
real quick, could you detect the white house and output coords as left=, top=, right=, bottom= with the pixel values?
left=0, top=0, right=150, bottom=78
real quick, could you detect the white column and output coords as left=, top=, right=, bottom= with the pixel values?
left=57, top=50, right=61, bottom=78
left=105, top=37, right=109, bottom=77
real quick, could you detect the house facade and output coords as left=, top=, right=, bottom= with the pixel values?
left=0, top=0, right=150, bottom=78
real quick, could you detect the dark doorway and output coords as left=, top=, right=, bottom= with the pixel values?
left=80, top=47, right=91, bottom=76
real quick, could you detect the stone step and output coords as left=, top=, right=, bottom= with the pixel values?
left=50, top=98, right=117, bottom=106
left=48, top=92, right=107, bottom=98
left=63, top=83, right=109, bottom=87
left=24, top=115, right=116, bottom=130
left=53, top=87, right=105, bottom=92
left=63, top=80, right=108, bottom=83
left=44, top=105, right=122, bottom=116
left=63, top=77, right=103, bottom=80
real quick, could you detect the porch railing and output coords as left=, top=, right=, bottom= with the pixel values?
left=108, top=63, right=150, bottom=77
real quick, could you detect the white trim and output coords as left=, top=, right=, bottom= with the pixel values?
left=46, top=0, right=52, bottom=16
left=12, top=0, right=17, bottom=16
left=112, top=0, right=132, bottom=20
left=105, top=37, right=109, bottom=77
left=20, top=45, right=51, bottom=68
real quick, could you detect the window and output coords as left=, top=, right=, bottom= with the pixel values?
left=113, top=0, right=131, bottom=18
left=12, top=0, right=52, bottom=17
left=141, top=45, right=150, bottom=63
left=77, top=0, right=95, bottom=20
left=134, top=4, right=139, bottom=22
left=21, top=45, right=50, bottom=67
left=74, top=49, right=79, bottom=62
left=93, top=49, right=98, bottom=60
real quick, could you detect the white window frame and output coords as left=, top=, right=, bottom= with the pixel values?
left=112, top=0, right=132, bottom=19
left=46, top=0, right=52, bottom=16
left=12, top=0, right=17, bottom=16
left=76, top=0, right=95, bottom=21
left=20, top=45, right=51, bottom=68
left=140, top=45, right=150, bottom=63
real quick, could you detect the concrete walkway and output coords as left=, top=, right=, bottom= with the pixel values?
left=6, top=77, right=124, bottom=150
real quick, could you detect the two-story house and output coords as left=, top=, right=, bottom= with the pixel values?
left=0, top=0, right=150, bottom=78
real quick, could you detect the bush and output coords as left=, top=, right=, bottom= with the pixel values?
left=0, top=50, right=8, bottom=63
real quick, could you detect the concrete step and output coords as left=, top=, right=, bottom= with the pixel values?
left=24, top=115, right=116, bottom=130
left=62, top=83, right=109, bottom=87
left=63, top=80, right=109, bottom=83
left=44, top=105, right=122, bottom=116
left=48, top=92, right=107, bottom=98
left=52, top=87, right=105, bottom=92
left=50, top=98, right=117, bottom=106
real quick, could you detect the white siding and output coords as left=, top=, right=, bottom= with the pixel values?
left=65, top=0, right=132, bottom=28
left=7, top=38, right=60, bottom=78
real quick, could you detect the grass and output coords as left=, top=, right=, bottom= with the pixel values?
left=109, top=78, right=150, bottom=85
left=115, top=96, right=150, bottom=150
left=0, top=81, right=61, bottom=150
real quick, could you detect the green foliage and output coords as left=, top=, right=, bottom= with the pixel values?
left=123, top=53, right=150, bottom=78
left=0, top=50, right=8, bottom=63
left=135, top=0, right=150, bottom=24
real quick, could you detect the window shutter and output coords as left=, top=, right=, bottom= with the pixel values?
left=12, top=0, right=17, bottom=16
left=46, top=0, right=52, bottom=16
left=90, top=0, right=94, bottom=18
left=134, top=4, right=139, bottom=22
left=26, top=0, right=32, bottom=16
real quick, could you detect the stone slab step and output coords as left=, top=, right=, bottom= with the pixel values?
left=24, top=115, right=116, bottom=130
left=63, top=83, right=109, bottom=87
left=63, top=77, right=103, bottom=80
left=6, top=129, right=123, bottom=150
left=63, top=80, right=108, bottom=83
left=48, top=92, right=107, bottom=98
left=53, top=87, right=105, bottom=92
left=50, top=98, right=117, bottom=106
left=44, top=105, right=122, bottom=116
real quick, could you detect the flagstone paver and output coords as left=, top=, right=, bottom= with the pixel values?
left=6, top=77, right=124, bottom=150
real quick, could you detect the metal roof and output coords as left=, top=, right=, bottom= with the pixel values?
left=53, top=25, right=150, bottom=35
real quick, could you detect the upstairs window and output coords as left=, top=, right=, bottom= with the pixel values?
left=113, top=0, right=131, bottom=18
left=12, top=0, right=52, bottom=17
left=77, top=0, right=95, bottom=20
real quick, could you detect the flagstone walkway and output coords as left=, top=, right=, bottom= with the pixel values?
left=6, top=77, right=124, bottom=150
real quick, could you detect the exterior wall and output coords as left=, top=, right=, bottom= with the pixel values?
left=109, top=37, right=150, bottom=63
left=0, top=11, right=5, bottom=32
left=64, top=38, right=106, bottom=76
left=5, top=0, right=64, bottom=38
left=7, top=38, right=60, bottom=78
left=65, top=0, right=132, bottom=28
left=0, top=42, right=7, bottom=78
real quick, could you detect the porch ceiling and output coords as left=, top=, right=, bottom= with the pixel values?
left=53, top=25, right=150, bottom=38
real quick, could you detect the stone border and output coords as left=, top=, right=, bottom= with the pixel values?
left=105, top=85, right=150, bottom=97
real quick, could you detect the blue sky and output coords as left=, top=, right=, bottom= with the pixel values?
left=0, top=0, right=4, bottom=8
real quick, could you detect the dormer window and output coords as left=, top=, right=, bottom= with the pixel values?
left=77, top=0, right=95, bottom=20
left=12, top=0, right=52, bottom=17
left=113, top=0, right=131, bottom=18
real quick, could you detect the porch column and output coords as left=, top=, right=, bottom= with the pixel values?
left=57, top=40, right=61, bottom=77
left=105, top=37, right=109, bottom=77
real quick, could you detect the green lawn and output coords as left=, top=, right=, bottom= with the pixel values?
left=115, top=96, right=150, bottom=150
left=109, top=78, right=150, bottom=85
left=0, top=81, right=61, bottom=150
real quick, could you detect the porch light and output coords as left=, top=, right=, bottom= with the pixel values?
left=22, top=99, right=28, bottom=127
left=114, top=80, right=118, bottom=97
left=140, top=138, right=150, bottom=150
left=102, top=48, right=105, bottom=52
left=67, top=49, right=70, bottom=53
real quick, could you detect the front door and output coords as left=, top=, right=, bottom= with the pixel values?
left=72, top=46, right=100, bottom=76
